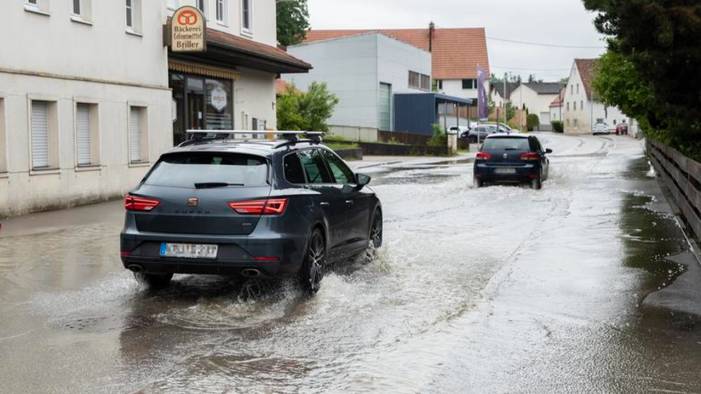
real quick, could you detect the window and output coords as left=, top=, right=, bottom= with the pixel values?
left=580, top=101, right=584, bottom=111
left=71, top=0, right=92, bottom=22
left=323, top=150, right=354, bottom=184
left=145, top=153, right=268, bottom=187
left=284, top=154, right=306, bottom=184
left=216, top=0, right=227, bottom=23
left=0, top=99, right=5, bottom=174
left=420, top=74, right=431, bottom=91
left=298, top=149, right=332, bottom=184
left=197, top=0, right=206, bottom=13
left=25, top=0, right=50, bottom=14
left=462, top=79, right=476, bottom=90
left=378, top=83, right=391, bottom=131
left=30, top=100, right=58, bottom=170
left=128, top=106, right=148, bottom=164
left=566, top=119, right=570, bottom=126
left=576, top=84, right=579, bottom=94
left=566, top=102, right=569, bottom=111
left=242, top=0, right=252, bottom=33
left=574, top=119, right=578, bottom=127
left=125, top=0, right=141, bottom=33
left=75, top=103, right=99, bottom=167
left=571, top=85, right=574, bottom=95
left=409, top=71, right=420, bottom=89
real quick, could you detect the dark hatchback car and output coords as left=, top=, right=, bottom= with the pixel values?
left=120, top=134, right=383, bottom=294
left=473, top=134, right=552, bottom=189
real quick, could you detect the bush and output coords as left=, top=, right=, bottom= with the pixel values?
left=526, top=114, right=540, bottom=131
left=277, top=82, right=339, bottom=132
left=551, top=120, right=564, bottom=133
left=427, top=123, right=448, bottom=147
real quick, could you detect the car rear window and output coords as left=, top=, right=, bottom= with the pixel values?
left=145, top=153, right=268, bottom=188
left=483, top=138, right=530, bottom=152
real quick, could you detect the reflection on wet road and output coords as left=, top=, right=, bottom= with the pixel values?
left=2, top=134, right=701, bottom=393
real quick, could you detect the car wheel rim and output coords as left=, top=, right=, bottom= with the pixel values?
left=370, top=214, right=382, bottom=247
left=308, top=233, right=324, bottom=291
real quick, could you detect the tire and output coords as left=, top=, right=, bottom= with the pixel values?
left=134, top=272, right=173, bottom=289
left=369, top=210, right=383, bottom=249
left=531, top=176, right=542, bottom=190
left=475, top=178, right=483, bottom=188
left=300, top=228, right=325, bottom=294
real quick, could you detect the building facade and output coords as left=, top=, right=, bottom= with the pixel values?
left=509, top=82, right=563, bottom=126
left=0, top=0, right=310, bottom=217
left=304, top=25, right=490, bottom=101
left=284, top=33, right=432, bottom=139
left=563, top=59, right=630, bottom=135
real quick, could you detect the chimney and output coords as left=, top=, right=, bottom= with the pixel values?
left=429, top=22, right=435, bottom=52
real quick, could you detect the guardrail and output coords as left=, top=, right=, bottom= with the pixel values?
left=647, top=139, right=701, bottom=238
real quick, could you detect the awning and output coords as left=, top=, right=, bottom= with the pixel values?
left=169, top=26, right=312, bottom=75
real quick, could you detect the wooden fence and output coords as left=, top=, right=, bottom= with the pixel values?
left=647, top=140, right=701, bottom=239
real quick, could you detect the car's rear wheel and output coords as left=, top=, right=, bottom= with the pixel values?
left=531, top=175, right=542, bottom=190
left=475, top=178, right=483, bottom=188
left=134, top=272, right=173, bottom=289
left=370, top=210, right=383, bottom=249
left=300, top=228, right=325, bottom=294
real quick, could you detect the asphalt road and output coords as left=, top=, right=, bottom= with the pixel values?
left=1, top=133, right=700, bottom=393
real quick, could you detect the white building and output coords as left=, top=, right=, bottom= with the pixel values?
left=509, top=82, right=564, bottom=126
left=0, top=0, right=310, bottom=217
left=563, top=59, right=631, bottom=135
left=284, top=33, right=432, bottom=139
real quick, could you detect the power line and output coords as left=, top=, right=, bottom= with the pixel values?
left=487, top=36, right=606, bottom=49
left=491, top=65, right=571, bottom=72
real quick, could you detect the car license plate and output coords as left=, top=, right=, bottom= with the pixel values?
left=160, top=243, right=218, bottom=259
left=495, top=168, right=517, bottom=175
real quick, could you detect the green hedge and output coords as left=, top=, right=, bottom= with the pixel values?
left=551, top=120, right=564, bottom=133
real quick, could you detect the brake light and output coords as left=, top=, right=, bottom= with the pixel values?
left=520, top=152, right=541, bottom=161
left=476, top=152, right=492, bottom=160
left=124, top=194, right=160, bottom=212
left=228, top=198, right=288, bottom=215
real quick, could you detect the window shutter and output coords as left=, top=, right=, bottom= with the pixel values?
left=76, top=104, right=91, bottom=166
left=129, top=108, right=141, bottom=163
left=31, top=101, right=50, bottom=169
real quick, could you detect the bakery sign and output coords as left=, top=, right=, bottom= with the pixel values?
left=167, top=6, right=207, bottom=53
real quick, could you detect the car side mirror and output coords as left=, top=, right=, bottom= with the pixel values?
left=355, top=173, right=371, bottom=189
left=545, top=148, right=553, bottom=154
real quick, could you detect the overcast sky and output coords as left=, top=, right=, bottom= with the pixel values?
left=307, top=0, right=608, bottom=81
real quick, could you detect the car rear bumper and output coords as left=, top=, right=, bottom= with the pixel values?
left=474, top=163, right=540, bottom=182
left=120, top=231, right=308, bottom=278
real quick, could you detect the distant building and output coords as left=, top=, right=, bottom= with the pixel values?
left=563, top=59, right=631, bottom=135
left=509, top=82, right=564, bottom=126
left=549, top=88, right=566, bottom=123
left=304, top=25, right=490, bottom=101
left=490, top=81, right=519, bottom=108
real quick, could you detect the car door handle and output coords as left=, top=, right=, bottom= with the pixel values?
left=345, top=200, right=354, bottom=205
left=320, top=201, right=330, bottom=207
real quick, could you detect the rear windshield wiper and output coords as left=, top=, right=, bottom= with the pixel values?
left=194, top=182, right=245, bottom=189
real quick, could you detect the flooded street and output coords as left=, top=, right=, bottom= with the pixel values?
left=2, top=133, right=700, bottom=393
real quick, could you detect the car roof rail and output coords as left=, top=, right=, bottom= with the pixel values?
left=179, top=130, right=324, bottom=147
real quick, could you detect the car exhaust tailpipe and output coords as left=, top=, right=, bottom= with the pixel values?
left=127, top=264, right=144, bottom=273
left=241, top=269, right=261, bottom=278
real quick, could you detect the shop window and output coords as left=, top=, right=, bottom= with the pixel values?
left=125, top=0, right=142, bottom=34
left=75, top=103, right=100, bottom=167
left=128, top=106, right=148, bottom=164
left=242, top=0, right=252, bottom=34
left=30, top=100, right=59, bottom=171
left=0, top=98, right=5, bottom=174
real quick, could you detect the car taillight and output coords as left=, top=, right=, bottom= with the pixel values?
left=520, top=152, right=541, bottom=161
left=476, top=152, right=492, bottom=160
left=124, top=194, right=160, bottom=212
left=228, top=198, right=288, bottom=215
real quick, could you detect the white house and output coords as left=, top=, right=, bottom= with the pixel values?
left=549, top=89, right=565, bottom=123
left=509, top=82, right=564, bottom=126
left=0, top=0, right=310, bottom=217
left=563, top=59, right=634, bottom=135
left=490, top=81, right=519, bottom=109
left=284, top=33, right=432, bottom=140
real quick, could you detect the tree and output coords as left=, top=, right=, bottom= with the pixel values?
left=276, top=0, right=310, bottom=47
left=277, top=82, right=339, bottom=132
left=583, top=0, right=701, bottom=154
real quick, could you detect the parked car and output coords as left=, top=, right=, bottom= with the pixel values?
left=120, top=132, right=383, bottom=294
left=468, top=124, right=499, bottom=143
left=474, top=134, right=552, bottom=189
left=592, top=121, right=610, bottom=135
